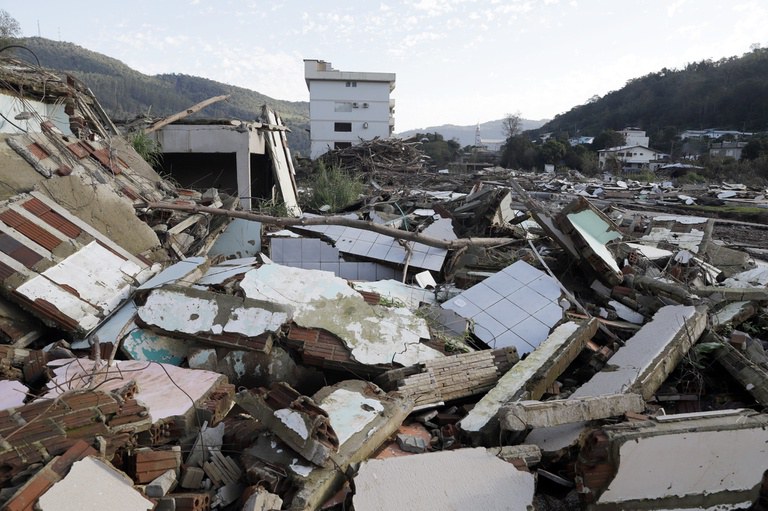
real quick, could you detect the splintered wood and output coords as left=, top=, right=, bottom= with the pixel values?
left=318, top=137, right=426, bottom=174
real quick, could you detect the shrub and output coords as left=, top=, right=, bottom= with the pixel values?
left=304, top=162, right=363, bottom=212
left=128, top=131, right=163, bottom=168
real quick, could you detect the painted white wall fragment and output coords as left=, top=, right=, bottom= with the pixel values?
left=38, top=457, right=154, bottom=511
left=0, top=380, right=28, bottom=411
left=566, top=209, right=622, bottom=274
left=241, top=264, right=440, bottom=366
left=274, top=408, right=310, bottom=440
left=139, top=290, right=219, bottom=334
left=16, top=241, right=145, bottom=332
left=319, top=388, right=385, bottom=445
left=353, top=448, right=535, bottom=511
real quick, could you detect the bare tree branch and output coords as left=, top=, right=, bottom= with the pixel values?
left=139, top=201, right=524, bottom=250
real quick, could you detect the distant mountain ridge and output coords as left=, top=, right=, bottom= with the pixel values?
left=537, top=48, right=768, bottom=144
left=15, top=37, right=312, bottom=155
left=398, top=118, right=548, bottom=147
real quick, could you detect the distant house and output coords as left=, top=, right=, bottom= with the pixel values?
left=569, top=136, right=594, bottom=146
left=709, top=141, right=748, bottom=160
left=681, top=128, right=753, bottom=140
left=480, top=138, right=505, bottom=152
left=619, top=127, right=649, bottom=147
left=598, top=144, right=668, bottom=171
left=304, top=59, right=396, bottom=159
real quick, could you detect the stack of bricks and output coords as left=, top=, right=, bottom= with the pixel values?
left=128, top=447, right=182, bottom=484
left=0, top=389, right=152, bottom=486
left=285, top=323, right=391, bottom=377
left=2, top=440, right=97, bottom=511
left=381, top=347, right=520, bottom=407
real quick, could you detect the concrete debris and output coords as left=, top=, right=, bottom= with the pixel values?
left=38, top=456, right=154, bottom=511
left=352, top=448, right=535, bottom=511
left=4, top=55, right=768, bottom=511
left=235, top=382, right=340, bottom=467
left=500, top=393, right=646, bottom=432
left=576, top=410, right=768, bottom=510
left=459, top=319, right=598, bottom=444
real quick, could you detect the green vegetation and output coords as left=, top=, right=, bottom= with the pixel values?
left=0, top=10, right=20, bottom=49
left=536, top=47, right=768, bottom=150
left=303, top=162, right=364, bottom=212
left=127, top=131, right=163, bottom=168
left=414, top=132, right=461, bottom=168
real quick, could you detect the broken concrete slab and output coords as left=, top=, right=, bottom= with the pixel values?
left=526, top=305, right=707, bottom=453
left=711, top=300, right=759, bottom=332
left=589, top=305, right=706, bottom=400
left=38, top=456, right=154, bottom=511
left=490, top=444, right=542, bottom=469
left=137, top=284, right=291, bottom=352
left=500, top=393, right=646, bottom=432
left=576, top=410, right=768, bottom=510
left=146, top=469, right=178, bottom=498
left=285, top=380, right=413, bottom=511
left=556, top=197, right=624, bottom=286
left=441, top=260, right=566, bottom=354
left=242, top=486, right=283, bottom=511
left=9, top=240, right=153, bottom=334
left=207, top=218, right=263, bottom=259
left=240, top=263, right=442, bottom=366
left=0, top=379, right=27, bottom=410
left=235, top=383, right=339, bottom=467
left=350, top=279, right=437, bottom=308
left=353, top=447, right=535, bottom=511
left=459, top=319, right=598, bottom=445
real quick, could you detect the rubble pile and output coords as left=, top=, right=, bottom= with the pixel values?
left=1, top=56, right=768, bottom=510
left=317, top=137, right=426, bottom=174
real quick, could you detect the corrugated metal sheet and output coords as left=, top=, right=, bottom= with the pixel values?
left=0, top=210, right=62, bottom=251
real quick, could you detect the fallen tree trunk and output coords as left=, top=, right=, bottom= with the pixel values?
left=138, top=201, right=524, bottom=250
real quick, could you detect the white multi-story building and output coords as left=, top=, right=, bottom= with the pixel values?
left=304, top=59, right=395, bottom=159
left=620, top=127, right=650, bottom=147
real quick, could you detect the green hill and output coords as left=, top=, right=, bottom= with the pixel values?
left=538, top=47, right=768, bottom=148
left=15, top=37, right=311, bottom=156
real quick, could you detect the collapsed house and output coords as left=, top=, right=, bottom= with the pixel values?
left=1, top=55, right=768, bottom=511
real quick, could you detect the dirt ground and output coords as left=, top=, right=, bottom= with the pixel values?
left=713, top=222, right=768, bottom=250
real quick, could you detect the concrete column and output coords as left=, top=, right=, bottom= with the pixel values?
left=236, top=132, right=252, bottom=210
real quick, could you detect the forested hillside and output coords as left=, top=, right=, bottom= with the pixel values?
left=14, top=37, right=311, bottom=156
left=538, top=48, right=768, bottom=142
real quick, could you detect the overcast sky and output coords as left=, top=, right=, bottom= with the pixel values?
left=7, top=1, right=768, bottom=131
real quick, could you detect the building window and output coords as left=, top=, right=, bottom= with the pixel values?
left=345, top=81, right=351, bottom=87
left=334, top=122, right=352, bottom=132
left=334, top=102, right=353, bottom=112
left=334, top=142, right=352, bottom=150
left=352, top=81, right=357, bottom=87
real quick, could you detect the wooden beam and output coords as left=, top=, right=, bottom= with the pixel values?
left=143, top=94, right=231, bottom=134
left=138, top=201, right=524, bottom=250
